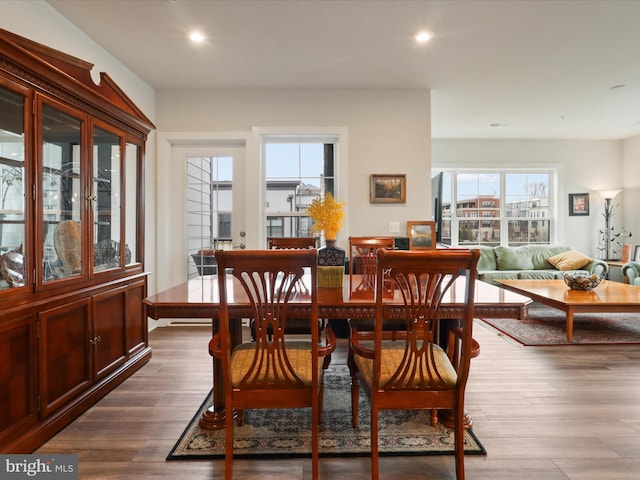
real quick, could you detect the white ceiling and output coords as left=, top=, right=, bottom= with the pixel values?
left=48, top=0, right=640, bottom=140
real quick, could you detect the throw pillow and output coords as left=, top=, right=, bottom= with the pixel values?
left=495, top=246, right=534, bottom=270
left=546, top=250, right=593, bottom=271
left=474, top=246, right=497, bottom=271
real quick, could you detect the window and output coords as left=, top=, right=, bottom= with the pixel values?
left=186, top=156, right=233, bottom=277
left=435, top=170, right=553, bottom=247
left=263, top=137, right=337, bottom=242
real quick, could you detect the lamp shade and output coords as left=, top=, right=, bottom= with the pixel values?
left=598, top=189, right=622, bottom=200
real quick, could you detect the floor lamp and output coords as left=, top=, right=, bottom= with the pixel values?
left=599, top=189, right=622, bottom=260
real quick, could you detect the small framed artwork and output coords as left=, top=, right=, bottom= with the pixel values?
left=407, top=221, right=436, bottom=250
left=568, top=193, right=589, bottom=216
left=370, top=174, right=406, bottom=203
left=634, top=245, right=640, bottom=262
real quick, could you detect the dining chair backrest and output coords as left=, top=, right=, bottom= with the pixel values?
left=268, top=237, right=317, bottom=249
left=264, top=237, right=320, bottom=338
left=348, top=236, right=395, bottom=294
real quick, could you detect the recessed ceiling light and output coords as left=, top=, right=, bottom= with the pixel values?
left=189, top=31, right=206, bottom=43
left=415, top=31, right=433, bottom=44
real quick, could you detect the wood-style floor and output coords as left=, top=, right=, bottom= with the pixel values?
left=37, top=321, right=640, bottom=479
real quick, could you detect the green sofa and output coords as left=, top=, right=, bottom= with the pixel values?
left=474, top=245, right=609, bottom=286
left=622, top=261, right=640, bottom=286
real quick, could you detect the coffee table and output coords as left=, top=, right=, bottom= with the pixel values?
left=497, top=279, right=640, bottom=342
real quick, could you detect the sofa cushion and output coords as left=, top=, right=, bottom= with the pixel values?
left=546, top=250, right=593, bottom=271
left=478, top=270, right=520, bottom=284
left=517, top=270, right=564, bottom=280
left=494, top=246, right=534, bottom=271
left=529, top=245, right=571, bottom=270
left=474, top=246, right=497, bottom=271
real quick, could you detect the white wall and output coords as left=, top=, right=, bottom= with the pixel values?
left=1, top=0, right=158, bottom=292
left=156, top=88, right=431, bottom=287
left=622, top=134, right=640, bottom=252
left=432, top=139, right=624, bottom=257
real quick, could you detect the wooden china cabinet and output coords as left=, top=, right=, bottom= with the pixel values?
left=0, top=28, right=154, bottom=452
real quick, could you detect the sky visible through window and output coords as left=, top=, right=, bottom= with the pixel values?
left=441, top=172, right=550, bottom=200
left=265, top=143, right=324, bottom=185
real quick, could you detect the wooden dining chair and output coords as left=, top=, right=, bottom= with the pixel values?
left=349, top=248, right=480, bottom=480
left=346, top=237, right=397, bottom=387
left=261, top=236, right=320, bottom=339
left=268, top=236, right=317, bottom=249
left=208, top=249, right=336, bottom=480
left=348, top=236, right=395, bottom=294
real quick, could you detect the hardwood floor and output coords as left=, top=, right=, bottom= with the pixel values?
left=37, top=322, right=640, bottom=479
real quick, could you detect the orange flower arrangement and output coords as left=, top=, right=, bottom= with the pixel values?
left=306, top=192, right=345, bottom=241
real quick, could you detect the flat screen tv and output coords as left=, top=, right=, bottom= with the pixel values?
left=431, top=172, right=443, bottom=243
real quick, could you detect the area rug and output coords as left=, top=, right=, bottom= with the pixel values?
left=478, top=303, right=640, bottom=346
left=167, top=365, right=486, bottom=459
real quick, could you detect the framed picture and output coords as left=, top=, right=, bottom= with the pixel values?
left=407, top=221, right=436, bottom=250
left=634, top=245, right=640, bottom=262
left=568, top=193, right=589, bottom=216
left=370, top=174, right=406, bottom=203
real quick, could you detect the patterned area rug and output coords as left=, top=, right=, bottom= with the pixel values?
left=167, top=365, right=485, bottom=459
left=478, top=302, right=640, bottom=346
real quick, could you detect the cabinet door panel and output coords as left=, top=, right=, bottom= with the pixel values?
left=125, top=279, right=147, bottom=355
left=40, top=101, right=85, bottom=284
left=92, top=126, right=123, bottom=273
left=40, top=298, right=92, bottom=417
left=0, top=314, right=37, bottom=441
left=93, top=287, right=127, bottom=380
left=0, top=83, right=27, bottom=293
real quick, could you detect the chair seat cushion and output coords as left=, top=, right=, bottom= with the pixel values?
left=353, top=341, right=457, bottom=389
left=231, top=341, right=320, bottom=386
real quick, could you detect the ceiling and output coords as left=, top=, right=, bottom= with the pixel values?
left=47, top=0, right=640, bottom=140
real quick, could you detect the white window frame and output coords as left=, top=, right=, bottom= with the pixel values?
left=436, top=168, right=558, bottom=247
left=256, top=127, right=348, bottom=248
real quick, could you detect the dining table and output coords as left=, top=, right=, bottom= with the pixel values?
left=144, top=273, right=531, bottom=429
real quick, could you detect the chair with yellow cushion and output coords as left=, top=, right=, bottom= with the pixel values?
left=209, top=249, right=335, bottom=480
left=349, top=248, right=480, bottom=480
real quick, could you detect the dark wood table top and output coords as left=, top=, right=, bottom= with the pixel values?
left=144, top=274, right=532, bottom=320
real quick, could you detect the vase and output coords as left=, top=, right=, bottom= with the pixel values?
left=317, top=239, right=345, bottom=288
left=318, top=240, right=345, bottom=266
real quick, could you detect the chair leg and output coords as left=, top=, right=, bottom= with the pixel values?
left=236, top=409, right=245, bottom=426
left=312, top=412, right=319, bottom=480
left=430, top=408, right=438, bottom=427
left=454, top=405, right=465, bottom=480
left=350, top=374, right=360, bottom=428
left=348, top=345, right=360, bottom=427
left=322, top=354, right=332, bottom=369
left=225, top=404, right=234, bottom=480
left=371, top=406, right=379, bottom=480
left=319, top=379, right=325, bottom=425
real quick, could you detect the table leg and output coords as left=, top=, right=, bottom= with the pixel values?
left=199, top=317, right=243, bottom=430
left=438, top=320, right=479, bottom=430
left=566, top=308, right=574, bottom=342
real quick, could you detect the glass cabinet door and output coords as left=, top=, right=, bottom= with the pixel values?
left=0, top=85, right=26, bottom=290
left=41, top=103, right=83, bottom=282
left=124, top=142, right=139, bottom=265
left=92, top=126, right=122, bottom=272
